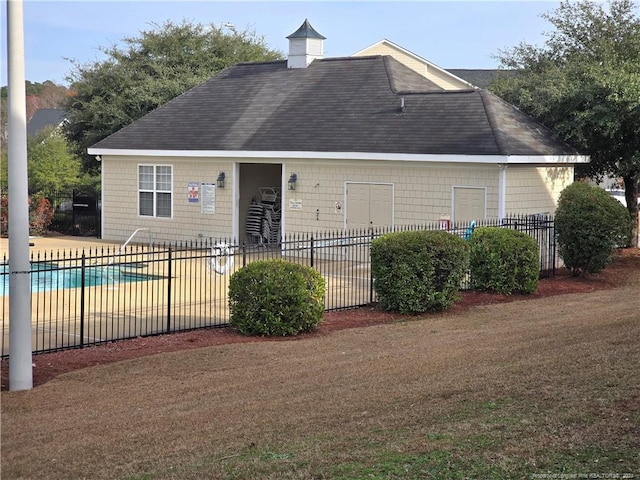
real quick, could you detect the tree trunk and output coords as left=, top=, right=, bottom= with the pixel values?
left=623, top=175, right=638, bottom=248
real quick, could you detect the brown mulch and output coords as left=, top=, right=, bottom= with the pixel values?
left=2, top=248, right=639, bottom=391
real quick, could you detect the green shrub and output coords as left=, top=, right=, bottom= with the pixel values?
left=468, top=227, right=539, bottom=294
left=370, top=230, right=469, bottom=313
left=228, top=259, right=325, bottom=336
left=556, top=182, right=632, bottom=275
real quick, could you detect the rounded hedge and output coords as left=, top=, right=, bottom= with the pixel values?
left=228, top=259, right=326, bottom=336
left=555, top=182, right=631, bottom=275
left=370, top=229, right=469, bottom=313
left=468, top=227, right=539, bottom=294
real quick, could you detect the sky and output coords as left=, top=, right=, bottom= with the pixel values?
left=1, top=0, right=562, bottom=87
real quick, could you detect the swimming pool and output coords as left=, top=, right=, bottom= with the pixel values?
left=0, top=262, right=161, bottom=296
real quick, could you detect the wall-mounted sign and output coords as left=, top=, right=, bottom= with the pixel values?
left=201, top=183, right=216, bottom=214
left=188, top=182, right=199, bottom=203
left=289, top=199, right=302, bottom=210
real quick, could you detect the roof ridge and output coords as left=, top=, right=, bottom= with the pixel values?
left=235, top=59, right=286, bottom=67
left=382, top=56, right=400, bottom=94
left=383, top=56, right=445, bottom=94
left=480, top=89, right=581, bottom=156
left=478, top=89, right=510, bottom=155
left=316, top=55, right=381, bottom=63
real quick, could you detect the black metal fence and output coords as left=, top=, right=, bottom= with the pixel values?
left=45, top=188, right=101, bottom=237
left=1, top=215, right=557, bottom=357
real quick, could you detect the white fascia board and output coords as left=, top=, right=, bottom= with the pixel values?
left=503, top=154, right=590, bottom=164
left=87, top=148, right=589, bottom=164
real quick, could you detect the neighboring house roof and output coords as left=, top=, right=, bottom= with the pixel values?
left=27, top=108, right=67, bottom=136
left=90, top=55, right=579, bottom=158
left=352, top=39, right=474, bottom=91
left=447, top=69, right=513, bottom=89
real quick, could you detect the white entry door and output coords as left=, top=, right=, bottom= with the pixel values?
left=346, top=183, right=393, bottom=229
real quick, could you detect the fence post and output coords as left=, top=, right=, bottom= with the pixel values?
left=310, top=236, right=315, bottom=268
left=242, top=242, right=246, bottom=268
left=550, top=217, right=557, bottom=277
left=369, top=229, right=375, bottom=304
left=79, top=253, right=85, bottom=349
left=166, top=247, right=172, bottom=333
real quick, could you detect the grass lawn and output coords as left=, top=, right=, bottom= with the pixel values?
left=2, top=259, right=639, bottom=479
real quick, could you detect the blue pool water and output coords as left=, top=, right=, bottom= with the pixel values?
left=0, top=262, right=159, bottom=296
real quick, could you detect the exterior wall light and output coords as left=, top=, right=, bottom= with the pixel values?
left=217, top=171, right=226, bottom=188
left=288, top=173, right=298, bottom=190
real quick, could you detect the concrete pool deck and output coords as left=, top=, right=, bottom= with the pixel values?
left=1, top=236, right=122, bottom=258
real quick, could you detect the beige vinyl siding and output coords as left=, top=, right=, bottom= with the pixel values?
left=505, top=166, right=574, bottom=215
left=102, top=156, right=570, bottom=243
left=102, top=156, right=234, bottom=243
left=282, top=160, right=499, bottom=233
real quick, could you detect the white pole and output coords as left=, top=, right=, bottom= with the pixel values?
left=7, top=0, right=33, bottom=391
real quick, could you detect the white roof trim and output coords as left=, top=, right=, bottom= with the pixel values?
left=352, top=39, right=475, bottom=89
left=87, top=148, right=589, bottom=164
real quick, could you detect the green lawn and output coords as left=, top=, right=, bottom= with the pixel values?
left=2, top=266, right=639, bottom=479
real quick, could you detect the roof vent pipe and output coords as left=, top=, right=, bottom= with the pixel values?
left=400, top=97, right=406, bottom=113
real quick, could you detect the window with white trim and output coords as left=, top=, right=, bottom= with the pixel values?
left=138, top=165, right=172, bottom=218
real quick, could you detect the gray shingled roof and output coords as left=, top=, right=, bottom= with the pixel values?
left=91, top=56, right=578, bottom=157
left=27, top=108, right=67, bottom=136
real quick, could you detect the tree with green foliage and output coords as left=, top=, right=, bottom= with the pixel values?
left=0, top=97, right=6, bottom=147
left=555, top=182, right=631, bottom=275
left=491, top=0, right=640, bottom=246
left=0, top=148, right=7, bottom=191
left=0, top=80, right=66, bottom=99
left=1, top=81, right=70, bottom=140
left=64, top=20, right=283, bottom=173
left=1, top=80, right=71, bottom=157
left=27, top=126, right=82, bottom=194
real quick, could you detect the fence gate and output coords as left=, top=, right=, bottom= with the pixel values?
left=72, top=191, right=100, bottom=236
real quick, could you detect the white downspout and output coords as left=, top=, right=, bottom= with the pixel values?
left=498, top=164, right=507, bottom=222
left=232, top=162, right=239, bottom=242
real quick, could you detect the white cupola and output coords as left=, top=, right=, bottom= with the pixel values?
left=286, top=19, right=326, bottom=68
